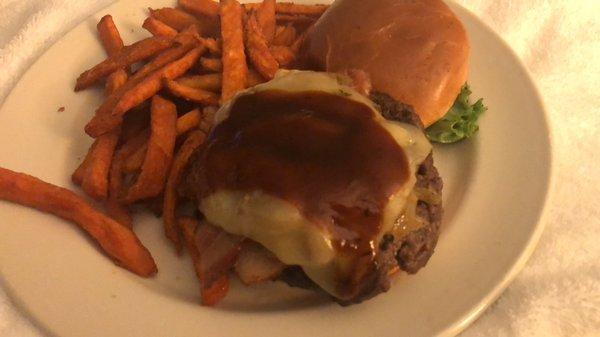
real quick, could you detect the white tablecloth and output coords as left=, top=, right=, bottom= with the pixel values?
left=0, top=0, right=598, bottom=336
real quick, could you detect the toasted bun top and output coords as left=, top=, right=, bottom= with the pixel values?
left=304, top=0, right=469, bottom=126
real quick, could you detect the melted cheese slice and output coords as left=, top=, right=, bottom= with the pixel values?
left=200, top=71, right=432, bottom=299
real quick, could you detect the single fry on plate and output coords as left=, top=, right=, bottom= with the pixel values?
left=0, top=167, right=157, bottom=277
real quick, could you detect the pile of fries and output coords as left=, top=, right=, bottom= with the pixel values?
left=0, top=0, right=327, bottom=306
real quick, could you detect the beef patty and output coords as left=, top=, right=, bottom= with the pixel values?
left=180, top=92, right=443, bottom=305
left=279, top=92, right=443, bottom=305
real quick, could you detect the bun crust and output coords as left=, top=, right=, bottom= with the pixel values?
left=304, top=0, right=469, bottom=126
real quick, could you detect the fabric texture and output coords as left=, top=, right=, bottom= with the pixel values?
left=0, top=0, right=598, bottom=336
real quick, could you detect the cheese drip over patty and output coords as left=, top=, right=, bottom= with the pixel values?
left=198, top=71, right=432, bottom=299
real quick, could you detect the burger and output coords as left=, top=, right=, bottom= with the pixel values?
left=181, top=71, right=442, bottom=304
left=180, top=0, right=483, bottom=305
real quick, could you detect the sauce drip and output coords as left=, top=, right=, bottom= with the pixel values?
left=194, top=90, right=411, bottom=294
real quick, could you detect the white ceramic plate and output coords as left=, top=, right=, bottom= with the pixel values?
left=0, top=1, right=552, bottom=336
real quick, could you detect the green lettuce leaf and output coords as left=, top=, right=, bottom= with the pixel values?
left=425, top=84, right=487, bottom=144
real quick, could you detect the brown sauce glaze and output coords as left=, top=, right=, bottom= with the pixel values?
left=195, top=90, right=410, bottom=257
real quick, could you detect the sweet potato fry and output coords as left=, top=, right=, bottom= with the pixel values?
left=177, top=74, right=222, bottom=91
left=132, top=39, right=198, bottom=83
left=178, top=0, right=220, bottom=17
left=149, top=7, right=202, bottom=31
left=78, top=18, right=127, bottom=199
left=177, top=108, right=203, bottom=134
left=72, top=141, right=97, bottom=186
left=84, top=96, right=125, bottom=138
left=81, top=131, right=120, bottom=201
left=270, top=45, right=295, bottom=67
left=175, top=24, right=203, bottom=45
left=272, top=24, right=296, bottom=46
left=278, top=3, right=328, bottom=15
left=143, top=17, right=178, bottom=38
left=256, top=0, right=276, bottom=43
left=123, top=109, right=202, bottom=174
left=220, top=0, right=248, bottom=102
left=199, top=57, right=223, bottom=72
left=164, top=79, right=220, bottom=105
left=150, top=7, right=219, bottom=37
left=124, top=96, right=177, bottom=203
left=200, top=37, right=221, bottom=55
left=75, top=36, right=174, bottom=91
left=111, top=46, right=206, bottom=120
left=105, top=69, right=129, bottom=97
left=84, top=44, right=158, bottom=138
left=97, top=15, right=124, bottom=57
left=0, top=167, right=157, bottom=277
left=277, top=2, right=328, bottom=15
left=123, top=146, right=146, bottom=174
left=85, top=74, right=149, bottom=137
left=245, top=14, right=279, bottom=79
left=107, top=130, right=150, bottom=227
left=164, top=131, right=206, bottom=251
left=244, top=2, right=328, bottom=16
left=79, top=18, right=134, bottom=138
